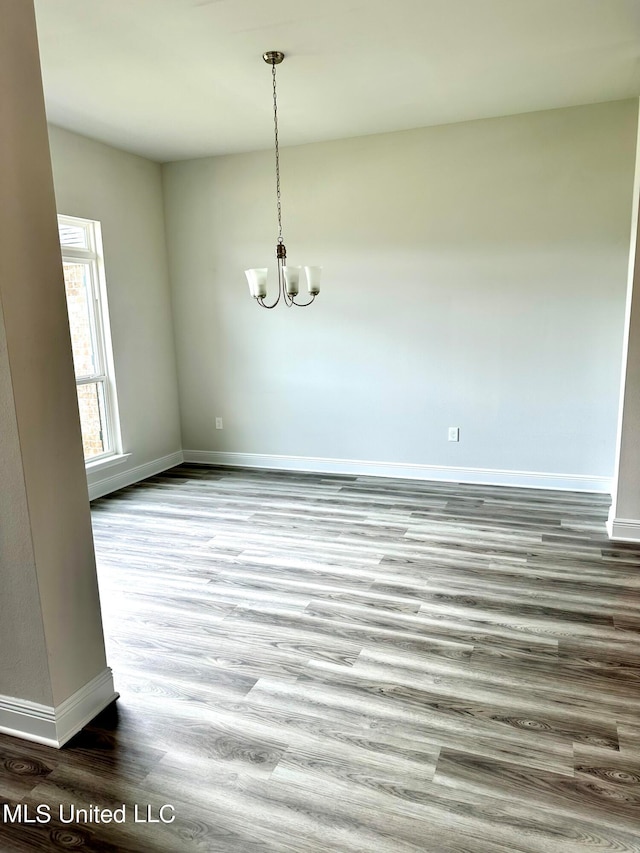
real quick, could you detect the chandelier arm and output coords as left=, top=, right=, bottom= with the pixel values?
left=280, top=260, right=294, bottom=307
left=256, top=282, right=282, bottom=309
left=290, top=294, right=317, bottom=308
left=257, top=296, right=280, bottom=309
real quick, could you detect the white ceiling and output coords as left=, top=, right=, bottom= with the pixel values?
left=34, top=0, right=640, bottom=163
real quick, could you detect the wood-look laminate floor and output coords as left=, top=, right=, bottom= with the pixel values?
left=2, top=465, right=640, bottom=852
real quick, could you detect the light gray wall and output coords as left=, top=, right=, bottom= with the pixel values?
left=47, top=125, right=182, bottom=486
left=0, top=0, right=108, bottom=707
left=163, top=100, right=637, bottom=480
left=0, top=299, right=51, bottom=705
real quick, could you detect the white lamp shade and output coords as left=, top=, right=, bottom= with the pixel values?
left=283, top=266, right=300, bottom=296
left=304, top=266, right=322, bottom=295
left=245, top=268, right=268, bottom=298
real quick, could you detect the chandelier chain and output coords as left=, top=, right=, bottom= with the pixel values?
left=272, top=61, right=283, bottom=244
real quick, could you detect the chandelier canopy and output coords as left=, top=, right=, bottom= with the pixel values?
left=245, top=51, right=321, bottom=309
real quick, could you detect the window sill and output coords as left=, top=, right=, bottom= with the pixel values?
left=85, top=453, right=131, bottom=474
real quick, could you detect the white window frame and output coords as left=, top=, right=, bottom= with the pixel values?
left=58, top=214, right=123, bottom=467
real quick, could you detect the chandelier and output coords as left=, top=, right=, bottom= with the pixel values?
left=245, top=51, right=321, bottom=309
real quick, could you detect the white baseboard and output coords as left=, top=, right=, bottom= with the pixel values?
left=606, top=510, right=640, bottom=542
left=88, top=450, right=184, bottom=500
left=182, top=450, right=611, bottom=493
left=0, top=668, right=118, bottom=748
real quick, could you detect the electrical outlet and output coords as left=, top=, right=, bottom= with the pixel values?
left=448, top=427, right=459, bottom=442
left=215, top=417, right=223, bottom=430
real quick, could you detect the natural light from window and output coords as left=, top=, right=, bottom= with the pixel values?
left=59, top=215, right=121, bottom=464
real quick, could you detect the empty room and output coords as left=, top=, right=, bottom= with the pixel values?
left=2, top=0, right=640, bottom=850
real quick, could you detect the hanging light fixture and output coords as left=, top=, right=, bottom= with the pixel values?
left=245, top=51, right=321, bottom=309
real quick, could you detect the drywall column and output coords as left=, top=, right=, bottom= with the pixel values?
left=0, top=0, right=116, bottom=746
left=608, top=101, right=640, bottom=542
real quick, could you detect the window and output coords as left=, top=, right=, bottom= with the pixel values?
left=59, top=215, right=121, bottom=464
